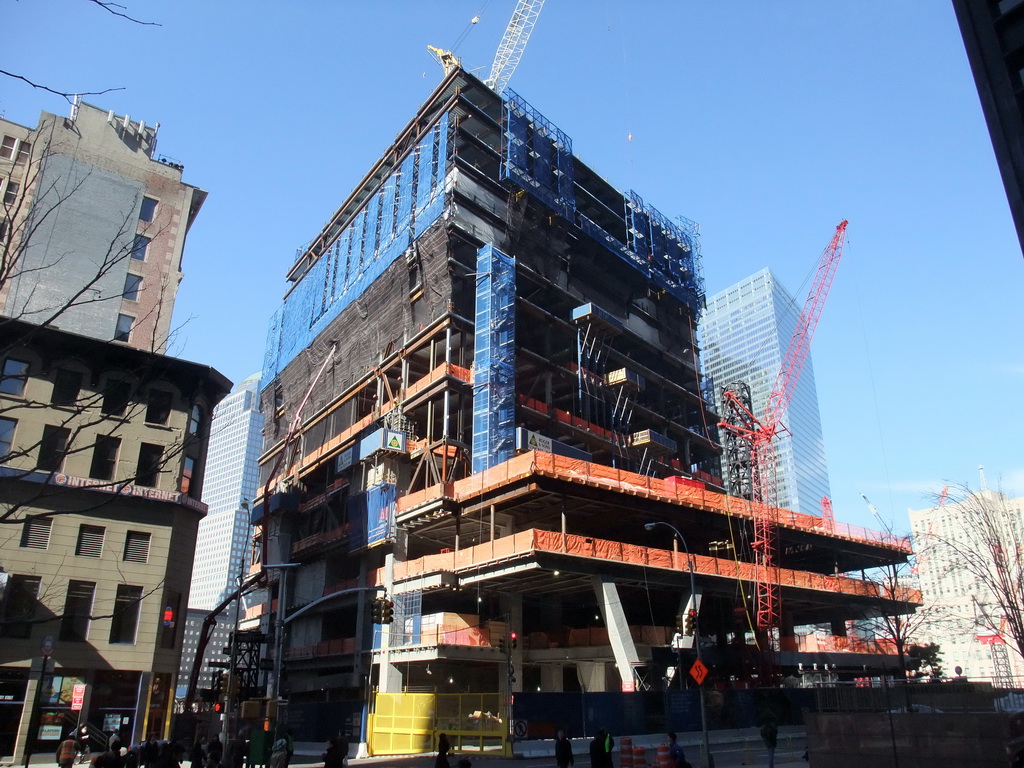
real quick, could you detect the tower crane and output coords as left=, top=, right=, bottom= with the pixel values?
left=428, top=0, right=545, bottom=93
left=719, top=220, right=849, bottom=640
left=485, top=0, right=546, bottom=94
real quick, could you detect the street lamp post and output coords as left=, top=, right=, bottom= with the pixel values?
left=645, top=521, right=713, bottom=768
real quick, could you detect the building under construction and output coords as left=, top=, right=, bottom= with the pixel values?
left=253, top=68, right=917, bottom=752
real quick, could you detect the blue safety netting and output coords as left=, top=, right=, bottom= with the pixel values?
left=499, top=91, right=704, bottom=314
left=262, top=114, right=450, bottom=385
left=501, top=89, right=575, bottom=218
left=471, top=244, right=516, bottom=473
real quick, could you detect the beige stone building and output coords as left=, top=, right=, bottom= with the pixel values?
left=0, top=100, right=207, bottom=353
left=0, top=318, right=229, bottom=758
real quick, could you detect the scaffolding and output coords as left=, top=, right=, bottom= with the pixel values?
left=471, top=244, right=516, bottom=473
left=263, top=114, right=450, bottom=385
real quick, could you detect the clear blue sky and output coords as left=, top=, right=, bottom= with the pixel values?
left=3, top=1, right=1021, bottom=533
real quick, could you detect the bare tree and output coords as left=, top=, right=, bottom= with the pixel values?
left=1, top=1, right=158, bottom=104
left=917, top=483, right=1024, bottom=665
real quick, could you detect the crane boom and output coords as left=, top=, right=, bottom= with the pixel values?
left=718, top=220, right=849, bottom=643
left=763, top=220, right=848, bottom=430
left=485, top=0, right=546, bottom=94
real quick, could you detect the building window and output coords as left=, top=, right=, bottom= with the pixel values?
left=114, top=314, right=133, bottom=343
left=37, top=425, right=70, bottom=473
left=59, top=580, right=95, bottom=642
left=130, top=234, right=150, bottom=261
left=123, top=530, right=151, bottom=563
left=0, top=575, right=41, bottom=639
left=75, top=524, right=105, bottom=557
left=123, top=273, right=142, bottom=302
left=139, top=197, right=157, bottom=222
left=2, top=181, right=18, bottom=206
left=20, top=517, right=52, bottom=549
left=181, top=455, right=195, bottom=496
left=109, top=584, right=143, bottom=644
left=188, top=404, right=203, bottom=436
left=160, top=591, right=181, bottom=649
left=0, top=416, right=16, bottom=459
left=88, top=436, right=120, bottom=481
left=0, top=136, right=15, bottom=159
left=15, top=141, right=30, bottom=164
left=145, top=390, right=173, bottom=425
left=0, top=358, right=29, bottom=396
left=51, top=368, right=83, bottom=406
left=101, top=380, right=132, bottom=416
left=136, top=443, right=162, bottom=487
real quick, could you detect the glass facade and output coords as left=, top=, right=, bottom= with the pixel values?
left=188, top=372, right=263, bottom=611
left=701, top=268, right=830, bottom=516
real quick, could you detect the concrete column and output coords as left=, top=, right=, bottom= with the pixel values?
left=591, top=576, right=641, bottom=691
left=376, top=554, right=403, bottom=693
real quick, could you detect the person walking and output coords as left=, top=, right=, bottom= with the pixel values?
left=589, top=729, right=614, bottom=768
left=555, top=729, right=574, bottom=768
left=760, top=716, right=779, bottom=768
left=434, top=733, right=451, bottom=768
left=188, top=738, right=206, bottom=768
left=58, top=732, right=78, bottom=768
left=268, top=739, right=289, bottom=768
left=667, top=732, right=687, bottom=768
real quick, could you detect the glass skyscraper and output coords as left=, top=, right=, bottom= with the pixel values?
left=188, top=372, right=264, bottom=610
left=701, top=268, right=830, bottom=516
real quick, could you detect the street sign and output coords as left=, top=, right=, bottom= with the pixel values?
left=689, top=659, right=708, bottom=685
left=71, top=684, right=86, bottom=711
left=513, top=720, right=528, bottom=739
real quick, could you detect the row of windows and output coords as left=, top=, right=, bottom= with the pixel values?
left=0, top=574, right=174, bottom=647
left=0, top=415, right=195, bottom=488
left=0, top=357, right=202, bottom=428
left=19, top=517, right=152, bottom=561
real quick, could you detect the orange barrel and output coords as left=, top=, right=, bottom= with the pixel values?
left=657, top=743, right=671, bottom=768
left=620, top=736, right=633, bottom=768
left=632, top=744, right=647, bottom=768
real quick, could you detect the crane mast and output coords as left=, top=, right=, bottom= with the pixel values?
left=719, top=220, right=848, bottom=640
left=485, top=0, right=546, bottom=94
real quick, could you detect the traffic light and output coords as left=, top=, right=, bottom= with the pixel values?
left=510, top=632, right=518, bottom=650
left=370, top=597, right=384, bottom=623
left=683, top=609, right=697, bottom=636
left=381, top=599, right=394, bottom=624
left=495, top=635, right=505, bottom=652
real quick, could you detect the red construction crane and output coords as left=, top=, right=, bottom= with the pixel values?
left=719, top=220, right=848, bottom=636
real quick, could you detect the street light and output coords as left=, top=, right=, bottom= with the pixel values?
left=644, top=521, right=713, bottom=768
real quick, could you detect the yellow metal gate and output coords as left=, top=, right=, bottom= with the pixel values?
left=369, top=692, right=508, bottom=756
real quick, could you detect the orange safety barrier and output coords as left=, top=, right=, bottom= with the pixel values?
left=657, top=744, right=671, bottom=768
left=392, top=526, right=918, bottom=609
left=620, top=736, right=633, bottom=768
left=396, top=450, right=911, bottom=555
left=632, top=744, right=647, bottom=768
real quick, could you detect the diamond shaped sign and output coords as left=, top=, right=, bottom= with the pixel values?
left=689, top=659, right=708, bottom=685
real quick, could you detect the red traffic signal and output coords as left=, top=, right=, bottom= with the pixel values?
left=510, top=632, right=518, bottom=649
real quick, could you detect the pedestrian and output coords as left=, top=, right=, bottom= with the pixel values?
left=321, top=739, right=344, bottom=768
left=434, top=733, right=450, bottom=768
left=140, top=738, right=158, bottom=768
left=760, top=716, right=778, bottom=768
left=334, top=732, right=349, bottom=767
left=58, top=732, right=78, bottom=768
left=667, top=732, right=687, bottom=768
left=76, top=727, right=91, bottom=764
left=189, top=739, right=206, bottom=768
left=555, top=729, right=574, bottom=768
left=268, top=740, right=288, bottom=768
left=589, top=729, right=614, bottom=768
left=205, top=736, right=223, bottom=766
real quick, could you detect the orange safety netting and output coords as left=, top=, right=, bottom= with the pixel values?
left=391, top=527, right=917, bottom=604
left=397, top=451, right=911, bottom=553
